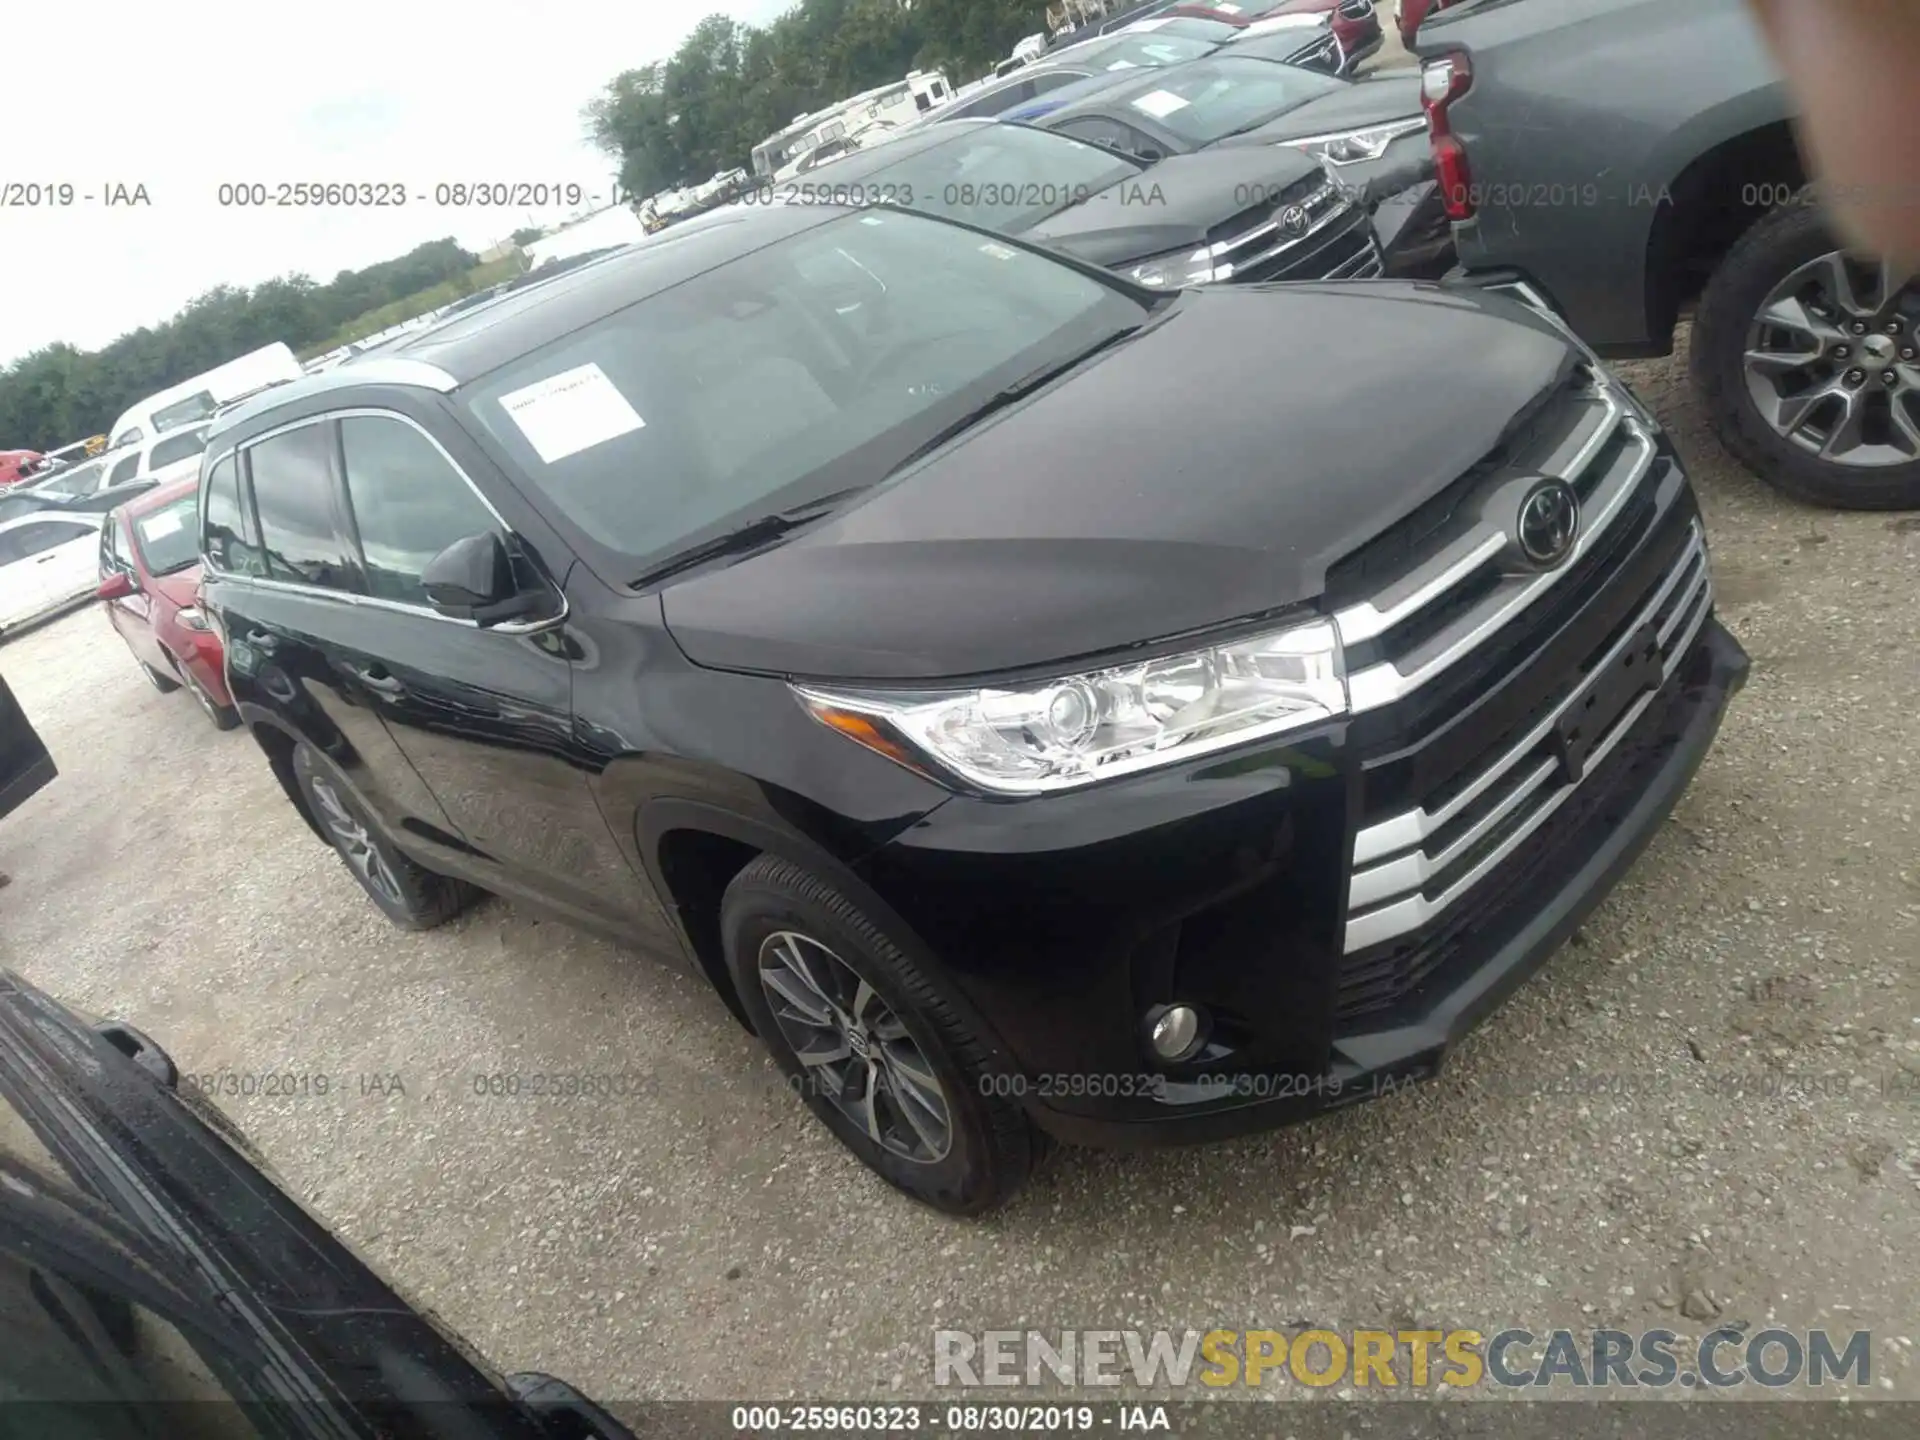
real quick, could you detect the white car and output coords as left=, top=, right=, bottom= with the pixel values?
left=0, top=511, right=107, bottom=638
left=92, top=424, right=214, bottom=494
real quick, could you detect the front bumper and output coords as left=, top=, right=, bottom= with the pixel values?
left=1037, top=616, right=1746, bottom=1147
left=856, top=442, right=1746, bottom=1149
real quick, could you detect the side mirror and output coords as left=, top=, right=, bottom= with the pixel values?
left=420, top=532, right=544, bottom=627
left=96, top=570, right=136, bottom=602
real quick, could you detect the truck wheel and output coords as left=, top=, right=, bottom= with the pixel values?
left=720, top=854, right=1050, bottom=1216
left=1693, top=203, right=1920, bottom=509
left=291, top=744, right=477, bottom=930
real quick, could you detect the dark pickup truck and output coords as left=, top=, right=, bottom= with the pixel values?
left=1421, top=0, right=1919, bottom=511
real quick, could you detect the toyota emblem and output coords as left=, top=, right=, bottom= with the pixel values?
left=1279, top=205, right=1309, bottom=237
left=1516, top=479, right=1581, bottom=567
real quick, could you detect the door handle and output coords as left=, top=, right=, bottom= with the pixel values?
left=345, top=663, right=403, bottom=696
left=35, top=554, right=57, bottom=563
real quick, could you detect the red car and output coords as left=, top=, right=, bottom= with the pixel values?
left=0, top=451, right=48, bottom=487
left=1394, top=0, right=1462, bottom=50
left=95, top=477, right=238, bottom=729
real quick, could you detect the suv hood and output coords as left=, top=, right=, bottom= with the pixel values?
left=1024, top=146, right=1325, bottom=267
left=662, top=284, right=1581, bottom=681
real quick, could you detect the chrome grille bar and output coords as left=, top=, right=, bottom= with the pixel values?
left=1342, top=522, right=1711, bottom=955
left=1339, top=387, right=1659, bottom=713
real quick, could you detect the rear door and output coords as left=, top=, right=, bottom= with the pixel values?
left=208, top=421, right=460, bottom=842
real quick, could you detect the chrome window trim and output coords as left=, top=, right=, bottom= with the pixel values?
left=200, top=406, right=568, bottom=636
left=1341, top=524, right=1711, bottom=954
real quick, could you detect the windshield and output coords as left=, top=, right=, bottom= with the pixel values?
left=461, top=209, right=1149, bottom=572
left=1114, top=56, right=1347, bottom=143
left=843, top=125, right=1140, bottom=231
left=39, top=460, right=105, bottom=497
left=1141, top=17, right=1244, bottom=43
left=132, top=494, right=200, bottom=575
left=1062, top=31, right=1217, bottom=69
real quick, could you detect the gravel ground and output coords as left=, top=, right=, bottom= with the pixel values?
left=1, top=327, right=1917, bottom=1410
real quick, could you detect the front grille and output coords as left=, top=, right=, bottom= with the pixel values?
left=1338, top=519, right=1712, bottom=965
left=1290, top=31, right=1344, bottom=72
left=1212, top=180, right=1382, bottom=284
left=1332, top=368, right=1658, bottom=713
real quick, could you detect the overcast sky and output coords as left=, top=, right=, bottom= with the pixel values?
left=2, top=1, right=792, bottom=366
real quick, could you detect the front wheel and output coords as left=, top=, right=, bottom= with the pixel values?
left=180, top=665, right=240, bottom=731
left=721, top=854, right=1050, bottom=1216
left=291, top=744, right=477, bottom=930
left=1692, top=203, right=1920, bottom=509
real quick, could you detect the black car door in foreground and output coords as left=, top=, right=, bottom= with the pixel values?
left=0, top=672, right=55, bottom=821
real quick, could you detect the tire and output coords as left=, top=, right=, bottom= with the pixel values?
left=141, top=662, right=181, bottom=694
left=180, top=665, right=240, bottom=731
left=721, top=854, right=1051, bottom=1216
left=1692, top=203, right=1920, bottom=510
left=291, top=743, right=477, bottom=930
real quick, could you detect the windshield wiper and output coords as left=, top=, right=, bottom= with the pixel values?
left=629, top=487, right=865, bottom=588
left=883, top=322, right=1147, bottom=480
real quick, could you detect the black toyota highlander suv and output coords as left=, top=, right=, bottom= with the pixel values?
left=196, top=204, right=1748, bottom=1215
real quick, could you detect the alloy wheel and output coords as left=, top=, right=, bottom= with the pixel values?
left=755, top=930, right=952, bottom=1164
left=1742, top=251, right=1920, bottom=467
left=307, top=776, right=406, bottom=907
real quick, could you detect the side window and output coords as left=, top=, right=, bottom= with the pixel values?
left=106, top=452, right=144, bottom=487
left=339, top=415, right=500, bottom=606
left=245, top=424, right=356, bottom=591
left=0, top=532, right=21, bottom=566
left=148, top=428, right=209, bottom=470
left=201, top=454, right=267, bottom=578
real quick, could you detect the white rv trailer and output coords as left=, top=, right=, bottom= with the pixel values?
left=107, top=342, right=304, bottom=450
left=749, top=71, right=955, bottom=179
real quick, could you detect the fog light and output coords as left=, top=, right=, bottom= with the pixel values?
left=1146, top=1004, right=1206, bottom=1063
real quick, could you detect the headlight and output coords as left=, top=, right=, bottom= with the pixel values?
left=1124, top=249, right=1221, bottom=289
left=1281, top=117, right=1427, bottom=166
left=177, top=605, right=210, bottom=632
left=794, top=619, right=1346, bottom=795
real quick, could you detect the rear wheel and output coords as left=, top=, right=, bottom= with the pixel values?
left=721, top=854, right=1049, bottom=1216
left=291, top=744, right=477, bottom=929
left=141, top=662, right=181, bottom=694
left=1693, top=203, right=1920, bottom=509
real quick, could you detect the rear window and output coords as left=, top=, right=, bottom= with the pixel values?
left=152, top=392, right=218, bottom=433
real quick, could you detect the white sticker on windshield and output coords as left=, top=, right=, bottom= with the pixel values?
left=1130, top=89, right=1191, bottom=119
left=1215, top=2, right=1242, bottom=11
left=496, top=362, right=646, bottom=464
left=979, top=241, right=1018, bottom=261
left=1106, top=60, right=1139, bottom=70
left=140, top=510, right=185, bottom=540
